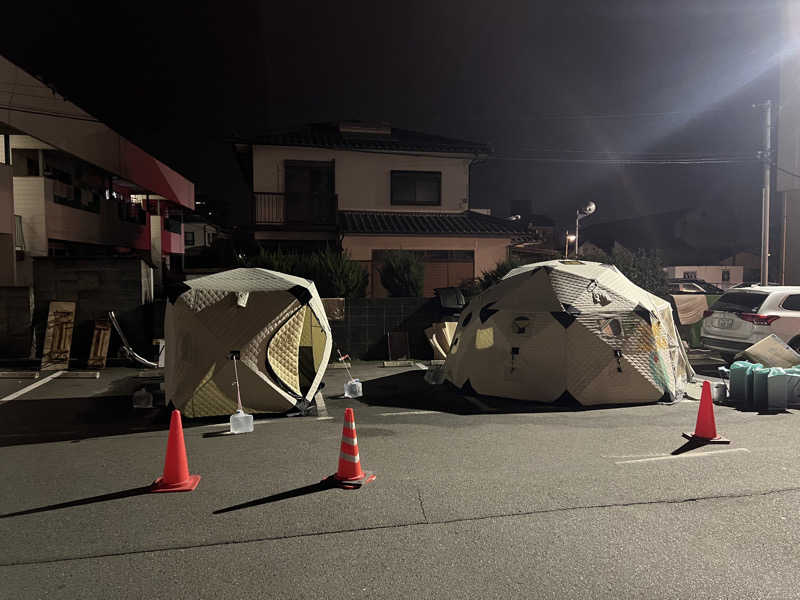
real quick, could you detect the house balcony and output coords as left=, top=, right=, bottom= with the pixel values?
left=13, top=176, right=151, bottom=257
left=253, top=192, right=338, bottom=230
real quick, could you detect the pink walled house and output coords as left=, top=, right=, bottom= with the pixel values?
left=0, top=54, right=194, bottom=289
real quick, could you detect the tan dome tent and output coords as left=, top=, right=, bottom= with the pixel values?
left=165, top=268, right=332, bottom=417
left=444, top=260, right=693, bottom=406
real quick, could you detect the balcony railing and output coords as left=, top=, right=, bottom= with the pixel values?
left=253, top=192, right=337, bottom=226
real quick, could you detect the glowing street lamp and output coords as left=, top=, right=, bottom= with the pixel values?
left=565, top=232, right=576, bottom=258
left=575, top=201, right=597, bottom=257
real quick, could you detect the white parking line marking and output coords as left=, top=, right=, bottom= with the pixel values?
left=415, top=362, right=429, bottom=370
left=199, top=415, right=335, bottom=429
left=199, top=419, right=277, bottom=429
left=0, top=371, right=64, bottom=404
left=314, top=392, right=328, bottom=417
left=616, top=448, right=750, bottom=464
left=379, top=410, right=439, bottom=416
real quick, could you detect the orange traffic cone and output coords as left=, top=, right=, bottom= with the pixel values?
left=682, top=380, right=730, bottom=444
left=151, top=410, right=201, bottom=492
left=327, top=408, right=375, bottom=488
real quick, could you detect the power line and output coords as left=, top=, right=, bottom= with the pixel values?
left=490, top=155, right=758, bottom=165
left=0, top=88, right=69, bottom=102
left=518, top=147, right=756, bottom=158
left=777, top=166, right=800, bottom=179
left=0, top=103, right=99, bottom=123
left=454, top=107, right=752, bottom=122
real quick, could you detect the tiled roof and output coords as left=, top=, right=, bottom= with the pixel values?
left=339, top=210, right=536, bottom=238
left=245, top=122, right=491, bottom=156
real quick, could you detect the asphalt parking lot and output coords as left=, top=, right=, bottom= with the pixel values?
left=2, top=362, right=800, bottom=598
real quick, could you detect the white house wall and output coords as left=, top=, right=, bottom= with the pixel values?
left=183, top=222, right=216, bottom=248
left=12, top=177, right=47, bottom=257
left=252, top=145, right=472, bottom=213
left=663, top=265, right=744, bottom=289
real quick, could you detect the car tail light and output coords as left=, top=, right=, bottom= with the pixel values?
left=702, top=310, right=713, bottom=319
left=738, top=313, right=780, bottom=326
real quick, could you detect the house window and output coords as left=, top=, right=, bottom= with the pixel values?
left=722, top=270, right=730, bottom=282
left=391, top=171, right=441, bottom=206
left=184, top=231, right=195, bottom=246
left=682, top=271, right=697, bottom=279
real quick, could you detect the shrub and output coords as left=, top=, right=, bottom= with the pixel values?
left=378, top=250, right=424, bottom=297
left=477, top=257, right=524, bottom=290
left=245, top=247, right=368, bottom=298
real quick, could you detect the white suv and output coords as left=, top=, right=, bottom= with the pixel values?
left=701, top=285, right=800, bottom=363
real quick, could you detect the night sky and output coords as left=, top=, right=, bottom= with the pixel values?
left=0, top=1, right=782, bottom=247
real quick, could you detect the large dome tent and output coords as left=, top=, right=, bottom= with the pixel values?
left=164, top=268, right=332, bottom=417
left=443, top=260, right=693, bottom=406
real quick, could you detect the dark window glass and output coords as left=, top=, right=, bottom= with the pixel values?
left=782, top=295, right=800, bottom=311
left=391, top=171, right=441, bottom=206
left=184, top=231, right=195, bottom=246
left=284, top=160, right=335, bottom=223
left=722, top=270, right=730, bottom=282
left=712, top=292, right=768, bottom=313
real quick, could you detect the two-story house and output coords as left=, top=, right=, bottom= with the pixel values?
left=234, top=122, right=534, bottom=297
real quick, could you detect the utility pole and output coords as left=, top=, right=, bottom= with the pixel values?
left=755, top=100, right=774, bottom=286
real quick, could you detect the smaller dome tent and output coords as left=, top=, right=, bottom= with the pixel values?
left=444, top=260, right=693, bottom=406
left=165, top=268, right=332, bottom=416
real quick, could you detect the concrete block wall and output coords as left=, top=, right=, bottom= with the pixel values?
left=0, top=286, right=33, bottom=358
left=33, top=257, right=154, bottom=359
left=329, top=297, right=440, bottom=360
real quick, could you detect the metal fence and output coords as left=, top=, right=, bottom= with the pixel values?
left=253, top=192, right=286, bottom=224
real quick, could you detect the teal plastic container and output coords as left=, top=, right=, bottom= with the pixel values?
left=742, top=362, right=763, bottom=410
left=752, top=366, right=771, bottom=411
left=728, top=361, right=752, bottom=406
left=767, top=368, right=788, bottom=411
left=769, top=367, right=800, bottom=408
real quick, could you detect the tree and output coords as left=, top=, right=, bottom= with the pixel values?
left=244, top=247, right=368, bottom=298
left=378, top=250, right=424, bottom=297
left=580, top=244, right=668, bottom=296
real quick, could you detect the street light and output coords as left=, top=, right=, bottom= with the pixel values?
left=575, top=201, right=597, bottom=257
left=564, top=232, right=576, bottom=258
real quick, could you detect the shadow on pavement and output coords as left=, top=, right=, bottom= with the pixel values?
left=214, top=479, right=337, bottom=514
left=356, top=370, right=631, bottom=415
left=671, top=438, right=710, bottom=455
left=0, top=396, right=172, bottom=447
left=0, top=485, right=153, bottom=519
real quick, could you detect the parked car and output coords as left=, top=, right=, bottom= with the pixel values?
left=434, top=286, right=465, bottom=321
left=729, top=281, right=780, bottom=289
left=700, top=285, right=800, bottom=363
left=667, top=278, right=724, bottom=294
